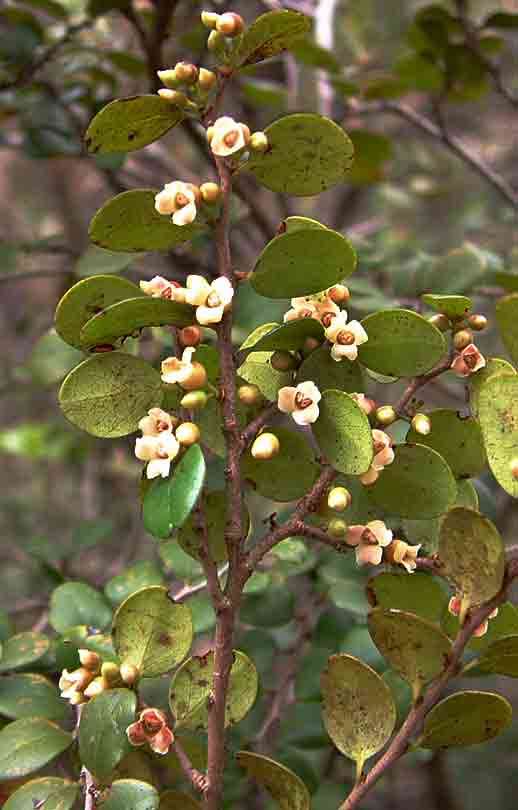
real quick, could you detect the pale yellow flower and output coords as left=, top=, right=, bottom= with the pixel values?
left=360, top=429, right=394, bottom=485
left=284, top=294, right=339, bottom=326
left=161, top=348, right=196, bottom=386
left=135, top=433, right=180, bottom=479
left=138, top=407, right=175, bottom=436
left=185, top=275, right=234, bottom=325
left=154, top=181, right=199, bottom=226
left=208, top=116, right=250, bottom=157
left=346, top=520, right=393, bottom=567
left=277, top=381, right=321, bottom=426
left=325, top=310, right=368, bottom=362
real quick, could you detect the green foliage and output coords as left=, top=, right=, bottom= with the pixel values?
left=367, top=572, right=447, bottom=623
left=241, top=319, right=324, bottom=354
left=242, top=427, right=319, bottom=501
left=0, top=718, right=72, bottom=780
left=313, top=390, right=373, bottom=475
left=81, top=297, right=195, bottom=348
left=178, top=490, right=249, bottom=563
left=104, top=561, right=165, bottom=606
left=406, top=409, right=486, bottom=478
left=476, top=635, right=518, bottom=677
left=159, top=791, right=202, bottom=810
left=100, top=779, right=160, bottom=810
left=233, top=10, right=311, bottom=68
left=478, top=371, right=518, bottom=497
left=78, top=689, right=136, bottom=780
left=296, top=344, right=364, bottom=393
left=4, top=778, right=78, bottom=810
left=85, top=96, right=183, bottom=154
left=50, top=582, right=112, bottom=633
left=142, top=445, right=206, bottom=539
left=0, top=633, right=50, bottom=673
left=418, top=691, right=512, bottom=749
left=0, top=674, right=71, bottom=723
left=236, top=751, right=310, bottom=810
left=358, top=309, right=446, bottom=377
left=421, top=294, right=472, bottom=319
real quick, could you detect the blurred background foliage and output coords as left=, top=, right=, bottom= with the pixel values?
left=1, top=0, right=518, bottom=807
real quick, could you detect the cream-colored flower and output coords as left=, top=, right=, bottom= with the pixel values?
left=208, top=116, right=250, bottom=157
left=135, top=432, right=180, bottom=479
left=325, top=311, right=368, bottom=362
left=154, top=181, right=199, bottom=226
left=360, top=429, right=394, bottom=485
left=138, top=407, right=176, bottom=436
left=346, top=520, right=393, bottom=567
left=277, top=381, right=321, bottom=426
left=185, top=275, right=234, bottom=325
left=451, top=343, right=486, bottom=377
left=161, top=348, right=196, bottom=386
left=140, top=275, right=172, bottom=298
left=284, top=294, right=339, bottom=326
left=390, top=539, right=421, bottom=573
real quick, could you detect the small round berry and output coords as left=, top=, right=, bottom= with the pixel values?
left=327, top=518, right=348, bottom=538
left=327, top=486, right=352, bottom=512
left=468, top=313, right=488, bottom=332
left=180, top=390, right=208, bottom=410
left=375, top=405, right=397, bottom=427
left=411, top=412, right=431, bottom=436
left=198, top=67, right=217, bottom=91
left=428, top=313, right=450, bottom=332
left=174, top=61, right=198, bottom=84
left=251, top=432, right=280, bottom=460
left=201, top=10, right=220, bottom=29
left=216, top=12, right=245, bottom=36
left=270, top=350, right=298, bottom=372
left=200, top=182, right=221, bottom=204
left=176, top=422, right=201, bottom=446
left=453, top=329, right=473, bottom=351
left=238, top=384, right=262, bottom=406
left=249, top=131, right=269, bottom=153
left=180, top=362, right=208, bottom=391
left=120, top=663, right=140, bottom=686
left=179, top=325, right=202, bottom=347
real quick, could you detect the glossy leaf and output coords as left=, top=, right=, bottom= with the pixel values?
left=470, top=357, right=516, bottom=417
left=0, top=633, right=50, bottom=673
left=50, top=582, right=112, bottom=633
left=419, top=691, right=512, bottom=748
left=406, top=409, right=486, bottom=478
left=367, top=572, right=447, bottom=623
left=81, top=297, right=195, bottom=348
left=142, top=444, right=206, bottom=539
left=0, top=674, right=71, bottom=723
left=234, top=10, right=311, bottom=67
left=101, top=780, right=159, bottom=810
left=242, top=427, right=319, bottom=502
left=296, top=344, right=364, bottom=393
left=478, top=373, right=518, bottom=496
left=85, top=95, right=183, bottom=154
left=251, top=226, right=356, bottom=298
left=79, top=689, right=136, bottom=780
left=321, top=654, right=396, bottom=771
left=105, top=561, right=165, bottom=606
left=476, top=635, right=518, bottom=677
left=358, top=309, right=446, bottom=377
left=246, top=114, right=354, bottom=197
left=421, top=293, right=472, bottom=319
left=4, top=778, right=78, bottom=810
left=178, top=490, right=249, bottom=564
left=242, top=319, right=324, bottom=354
left=59, top=353, right=162, bottom=438
left=113, top=586, right=192, bottom=677
left=89, top=190, right=203, bottom=252
left=0, top=718, right=72, bottom=780
left=236, top=751, right=310, bottom=810
left=237, top=351, right=292, bottom=400
left=313, top=390, right=373, bottom=475
left=170, top=650, right=257, bottom=731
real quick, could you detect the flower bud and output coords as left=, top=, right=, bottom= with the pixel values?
left=327, top=486, right=351, bottom=512
left=251, top=432, right=280, bottom=460
left=176, top=422, right=201, bottom=446
left=180, top=361, right=208, bottom=391
left=78, top=649, right=101, bottom=672
left=180, top=390, right=208, bottom=410
left=69, top=690, right=87, bottom=706
left=238, top=384, right=262, bottom=406
left=249, top=131, right=269, bottom=153
left=174, top=61, right=198, bottom=84
left=207, top=29, right=226, bottom=52
left=201, top=10, right=220, bottom=28
left=83, top=676, right=109, bottom=699
left=120, top=663, right=140, bottom=686
left=198, top=68, right=217, bottom=92
left=200, top=182, right=221, bottom=204
left=511, top=458, right=518, bottom=480
left=179, top=325, right=202, bottom=347
left=428, top=313, right=450, bottom=332
left=216, top=12, right=245, bottom=36
left=375, top=405, right=397, bottom=427
left=453, top=329, right=473, bottom=351
left=302, top=336, right=322, bottom=356
left=468, top=313, right=488, bottom=332
left=157, top=68, right=180, bottom=89
left=411, top=412, right=431, bottom=436
left=157, top=89, right=188, bottom=106
left=328, top=284, right=350, bottom=304
left=101, top=662, right=121, bottom=684
left=270, top=350, right=298, bottom=372
left=328, top=518, right=348, bottom=538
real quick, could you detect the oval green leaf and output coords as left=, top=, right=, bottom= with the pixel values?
left=50, top=582, right=112, bottom=633
left=313, top=390, right=373, bottom=475
left=406, top=409, right=486, bottom=478
left=242, top=318, right=324, bottom=354
left=243, top=427, right=319, bottom=502
left=251, top=227, right=356, bottom=298
left=113, top=586, right=192, bottom=677
left=169, top=650, right=258, bottom=731
left=470, top=357, right=516, bottom=417
left=296, top=344, right=364, bottom=393
left=78, top=689, right=136, bottom=780
left=246, top=114, right=354, bottom=196
left=358, top=309, right=446, bottom=377
left=496, top=293, right=518, bottom=365
left=178, top=490, right=249, bottom=564
left=321, top=654, right=396, bottom=771
left=0, top=633, right=50, bottom=673
left=237, top=351, right=292, bottom=401
left=81, top=297, right=196, bottom=348
left=143, top=444, right=206, bottom=539
left=4, top=778, right=78, bottom=810
left=367, top=572, right=447, bottom=623
left=59, top=352, right=162, bottom=438
left=85, top=95, right=183, bottom=154
left=419, top=691, right=512, bottom=748
left=476, top=634, right=518, bottom=677
left=236, top=751, right=310, bottom=810
left=0, top=718, right=72, bottom=780
left=101, top=779, right=159, bottom=810
left=421, top=294, right=472, bottom=319
left=105, top=561, right=165, bottom=606
left=0, top=674, right=71, bottom=723
left=234, top=9, right=311, bottom=67
left=478, top=373, right=518, bottom=497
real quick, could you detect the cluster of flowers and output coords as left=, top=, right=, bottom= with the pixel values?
left=127, top=708, right=174, bottom=756
left=59, top=651, right=139, bottom=705
left=141, top=273, right=233, bottom=326
left=448, top=595, right=499, bottom=637
left=135, top=407, right=201, bottom=480
left=345, top=520, right=420, bottom=571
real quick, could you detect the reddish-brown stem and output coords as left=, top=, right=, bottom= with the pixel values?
left=394, top=347, right=455, bottom=417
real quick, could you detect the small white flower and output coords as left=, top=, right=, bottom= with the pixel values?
left=360, top=429, right=394, bottom=485
left=346, top=520, right=393, bottom=567
left=161, top=348, right=196, bottom=386
left=135, top=432, right=180, bottom=479
left=185, top=275, right=234, bottom=325
left=138, top=407, right=175, bottom=436
left=154, top=181, right=199, bottom=226
left=140, top=275, right=172, bottom=298
left=325, top=310, right=368, bottom=362
left=277, top=381, right=321, bottom=426
left=390, top=539, right=421, bottom=573
left=208, top=116, right=250, bottom=157
left=284, top=294, right=339, bottom=326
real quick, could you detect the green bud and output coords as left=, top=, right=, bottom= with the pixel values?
left=157, top=68, right=180, bottom=89
left=180, top=390, right=208, bottom=410
left=249, top=131, right=269, bottom=153
left=201, top=10, right=220, bottom=29
left=328, top=518, right=348, bottom=538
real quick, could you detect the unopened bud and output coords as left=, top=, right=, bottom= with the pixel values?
left=157, top=89, right=188, bottom=106
left=201, top=10, right=220, bottom=29
left=180, top=390, right=208, bottom=410
left=216, top=11, right=245, bottom=36
left=157, top=68, right=180, bottom=89
left=207, top=29, right=226, bottom=52
left=328, top=518, right=348, bottom=538
left=249, top=131, right=269, bottom=153
left=198, top=68, right=217, bottom=92
left=511, top=458, right=518, bottom=480
left=101, top=662, right=121, bottom=684
left=453, top=329, right=473, bottom=351
left=69, top=691, right=87, bottom=706
left=327, top=486, right=351, bottom=512
left=174, top=61, right=198, bottom=84
left=180, top=362, right=208, bottom=391
left=83, top=676, right=109, bottom=699
left=302, top=337, right=322, bottom=356
left=270, top=350, right=298, bottom=372
left=179, top=325, right=202, bottom=347
left=375, top=405, right=397, bottom=427
left=176, top=422, right=201, bottom=446
left=328, top=284, right=350, bottom=304
left=251, top=432, right=280, bottom=460
left=238, top=384, right=262, bottom=406
left=78, top=649, right=101, bottom=672
left=200, top=182, right=221, bottom=204
left=120, top=663, right=140, bottom=686
left=411, top=412, right=431, bottom=436
left=428, top=313, right=450, bottom=333
left=468, top=313, right=488, bottom=332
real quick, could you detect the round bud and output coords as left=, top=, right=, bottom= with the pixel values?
left=120, top=663, right=140, bottom=687
left=302, top=336, right=322, bottom=355
left=180, top=390, right=208, bottom=410
left=327, top=518, right=348, bottom=538
left=157, top=89, right=188, bottom=106
left=179, top=325, right=202, bottom=347
left=251, top=432, right=280, bottom=460
left=327, top=486, right=352, bottom=512
left=78, top=649, right=101, bottom=672
left=174, top=61, right=198, bottom=85
left=328, top=284, right=350, bottom=304
left=83, top=676, right=108, bottom=699
left=101, top=662, right=121, bottom=684
left=428, top=313, right=450, bottom=332
left=216, top=12, right=245, bottom=36
left=200, top=182, right=221, bottom=204
left=180, top=361, right=208, bottom=391
left=511, top=458, right=518, bottom=481
left=198, top=67, right=217, bottom=92
left=375, top=405, right=397, bottom=427
left=468, top=313, right=488, bottom=332
left=411, top=412, right=431, bottom=436
left=207, top=29, right=226, bottom=52
left=176, top=422, right=201, bottom=446
left=453, top=329, right=473, bottom=351
left=249, top=131, right=269, bottom=153
left=270, top=350, right=298, bottom=372
left=157, top=68, right=180, bottom=89
left=201, top=10, right=220, bottom=29
left=238, top=384, right=262, bottom=406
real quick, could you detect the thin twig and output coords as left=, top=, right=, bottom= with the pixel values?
left=394, top=347, right=456, bottom=417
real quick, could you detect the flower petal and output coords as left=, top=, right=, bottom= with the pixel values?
left=277, top=387, right=297, bottom=414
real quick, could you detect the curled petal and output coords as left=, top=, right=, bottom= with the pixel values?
left=448, top=596, right=462, bottom=616
left=277, top=386, right=298, bottom=414
left=135, top=435, right=160, bottom=462
left=331, top=342, right=358, bottom=362
left=292, top=401, right=319, bottom=425
left=297, top=380, right=321, bottom=404
left=348, top=320, right=368, bottom=346
left=140, top=276, right=171, bottom=298
left=356, top=544, right=383, bottom=567
left=373, top=445, right=395, bottom=471
left=346, top=525, right=365, bottom=547
left=360, top=466, right=379, bottom=486
left=148, top=726, right=175, bottom=755
left=154, top=190, right=177, bottom=216
left=186, top=275, right=212, bottom=306
left=127, top=721, right=147, bottom=747
left=146, top=458, right=172, bottom=479
left=139, top=408, right=174, bottom=436
left=472, top=620, right=489, bottom=638
left=325, top=311, right=349, bottom=343
left=196, top=303, right=224, bottom=325
left=140, top=708, right=167, bottom=731
left=212, top=277, right=234, bottom=306
left=367, top=520, right=393, bottom=547
left=172, top=201, right=197, bottom=227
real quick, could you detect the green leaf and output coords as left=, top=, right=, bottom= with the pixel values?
left=79, top=689, right=136, bottom=780
left=406, top=409, right=486, bottom=478
left=242, top=319, right=324, bottom=354
left=347, top=130, right=393, bottom=185
left=297, top=344, right=364, bottom=393
left=75, top=245, right=139, bottom=277
left=367, top=572, right=447, bottom=623
left=283, top=215, right=328, bottom=233
left=62, top=626, right=117, bottom=662
left=4, top=778, right=78, bottom=810
left=476, top=635, right=518, bottom=677
left=100, top=780, right=159, bottom=810
left=85, top=96, right=183, bottom=154
left=89, top=190, right=203, bottom=253
left=0, top=674, right=71, bottom=723
left=0, top=610, right=12, bottom=642
left=113, top=586, right=192, bottom=677
left=251, top=226, right=356, bottom=298
left=421, top=294, right=472, bottom=319
left=242, top=427, right=319, bottom=502
left=477, top=373, right=518, bottom=497
left=159, top=790, right=202, bottom=809
left=169, top=650, right=258, bottom=731
left=321, top=654, right=396, bottom=772
left=0, top=633, right=50, bottom=673
left=313, top=390, right=373, bottom=475
left=55, top=275, right=143, bottom=349
left=246, top=114, right=354, bottom=197
left=233, top=10, right=311, bottom=67
left=0, top=719, right=72, bottom=780
left=496, top=293, right=518, bottom=365
left=59, top=352, right=162, bottom=438
left=105, top=561, right=165, bottom=606
left=17, top=0, right=68, bottom=18
left=194, top=398, right=226, bottom=458
left=368, top=608, right=451, bottom=698
left=419, top=691, right=512, bottom=748
left=236, top=752, right=310, bottom=810
left=237, top=351, right=292, bottom=400
left=50, top=582, right=112, bottom=633
left=80, top=297, right=195, bottom=348
left=439, top=508, right=505, bottom=611
left=368, top=443, right=457, bottom=518
left=484, top=11, right=518, bottom=29
left=470, top=357, right=516, bottom=417
left=358, top=309, right=446, bottom=377
left=178, top=490, right=249, bottom=564
left=143, top=444, right=206, bottom=539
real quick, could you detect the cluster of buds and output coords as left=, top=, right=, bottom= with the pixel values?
left=426, top=312, right=488, bottom=378
left=277, top=381, right=321, bottom=426
left=207, top=116, right=269, bottom=159
left=448, top=595, right=498, bottom=637
left=135, top=407, right=200, bottom=480
left=59, top=651, right=139, bottom=705
left=140, top=272, right=233, bottom=326
left=154, top=181, right=221, bottom=228
left=360, top=429, right=395, bottom=486
left=202, top=10, right=245, bottom=37
left=127, top=708, right=174, bottom=755
left=283, top=286, right=350, bottom=329
left=157, top=61, right=218, bottom=107
left=346, top=520, right=393, bottom=567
